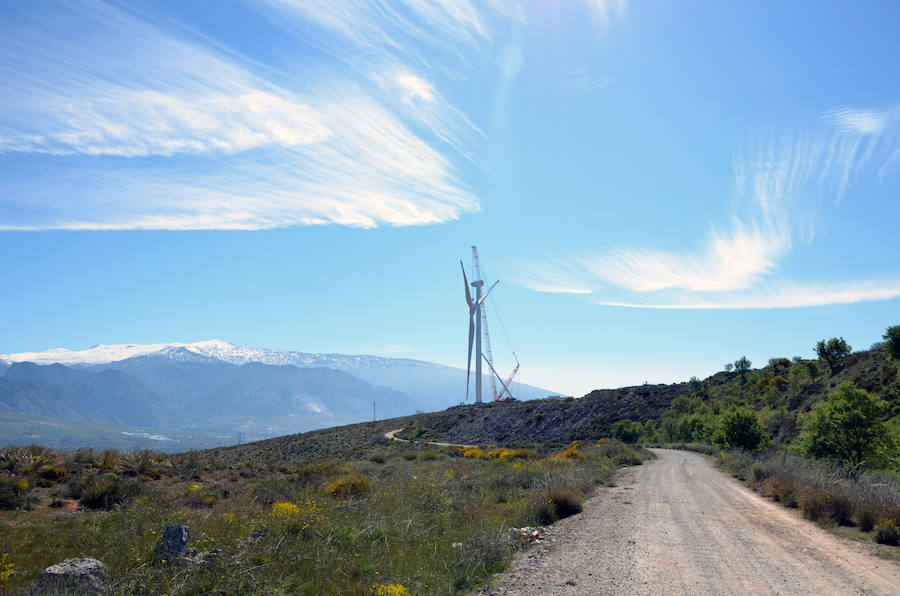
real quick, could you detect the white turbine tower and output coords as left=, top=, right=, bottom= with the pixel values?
left=461, top=259, right=497, bottom=403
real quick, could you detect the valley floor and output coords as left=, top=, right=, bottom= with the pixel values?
left=480, top=449, right=900, bottom=595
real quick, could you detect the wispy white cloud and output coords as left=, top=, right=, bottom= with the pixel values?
left=578, top=220, right=789, bottom=293
left=0, top=2, right=332, bottom=158
left=257, top=0, right=512, bottom=66
left=823, top=106, right=897, bottom=136
left=0, top=1, right=494, bottom=230
left=591, top=279, right=900, bottom=310
left=514, top=104, right=900, bottom=309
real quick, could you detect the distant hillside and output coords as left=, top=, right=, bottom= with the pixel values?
left=0, top=357, right=417, bottom=443
left=1, top=340, right=556, bottom=416
left=396, top=347, right=900, bottom=450
left=210, top=346, right=900, bottom=463
left=4, top=362, right=170, bottom=427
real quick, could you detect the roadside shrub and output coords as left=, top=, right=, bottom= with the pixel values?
left=369, top=454, right=386, bottom=464
left=799, top=490, right=853, bottom=525
left=551, top=442, right=586, bottom=462
left=748, top=463, right=770, bottom=487
left=874, top=518, right=900, bottom=546
left=527, top=495, right=558, bottom=526
left=548, top=485, right=584, bottom=519
left=525, top=484, right=584, bottom=526
left=855, top=509, right=877, bottom=533
left=485, top=448, right=535, bottom=460
left=462, top=447, right=485, bottom=460
left=439, top=446, right=463, bottom=457
left=761, top=476, right=798, bottom=508
left=325, top=473, right=371, bottom=498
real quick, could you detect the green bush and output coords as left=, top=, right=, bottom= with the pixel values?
left=713, top=409, right=770, bottom=452
left=761, top=476, right=798, bottom=508
left=612, top=419, right=643, bottom=443
left=855, top=509, right=876, bottom=533
left=799, top=384, right=892, bottom=469
left=874, top=518, right=900, bottom=546
left=37, top=464, right=67, bottom=482
left=548, top=485, right=584, bottom=519
left=0, top=476, right=32, bottom=510
left=325, top=473, right=371, bottom=498
left=526, top=494, right=558, bottom=526
left=79, top=474, right=140, bottom=510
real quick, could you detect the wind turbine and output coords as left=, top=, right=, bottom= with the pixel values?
left=461, top=260, right=498, bottom=403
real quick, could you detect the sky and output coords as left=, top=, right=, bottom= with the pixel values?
left=1, top=0, right=899, bottom=397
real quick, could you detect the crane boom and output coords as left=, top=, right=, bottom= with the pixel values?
left=496, top=362, right=519, bottom=400
left=472, top=245, right=498, bottom=400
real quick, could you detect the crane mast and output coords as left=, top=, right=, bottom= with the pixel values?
left=472, top=245, right=498, bottom=400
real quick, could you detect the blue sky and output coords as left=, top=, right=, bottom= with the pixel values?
left=1, top=0, right=899, bottom=396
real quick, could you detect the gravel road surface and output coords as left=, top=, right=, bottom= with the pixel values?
left=481, top=449, right=900, bottom=595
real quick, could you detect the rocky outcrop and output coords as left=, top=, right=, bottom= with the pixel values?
left=412, top=383, right=691, bottom=445
left=32, top=558, right=108, bottom=595
left=153, top=524, right=191, bottom=564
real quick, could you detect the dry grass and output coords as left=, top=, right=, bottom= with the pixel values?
left=715, top=449, right=900, bottom=544
left=0, top=438, right=648, bottom=594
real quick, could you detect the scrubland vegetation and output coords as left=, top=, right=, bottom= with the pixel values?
left=0, top=438, right=648, bottom=594
left=611, top=326, right=900, bottom=551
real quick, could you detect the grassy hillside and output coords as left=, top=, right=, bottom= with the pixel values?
left=0, top=424, right=648, bottom=594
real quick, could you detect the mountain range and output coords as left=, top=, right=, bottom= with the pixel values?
left=0, top=341, right=555, bottom=449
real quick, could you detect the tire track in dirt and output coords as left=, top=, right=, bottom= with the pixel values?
left=481, top=449, right=900, bottom=595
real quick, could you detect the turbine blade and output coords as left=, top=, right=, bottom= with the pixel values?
left=479, top=280, right=499, bottom=304
left=461, top=261, right=474, bottom=310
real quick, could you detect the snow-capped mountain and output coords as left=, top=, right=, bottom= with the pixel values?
left=0, top=340, right=446, bottom=371
left=0, top=340, right=557, bottom=449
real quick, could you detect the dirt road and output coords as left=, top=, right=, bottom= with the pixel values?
left=383, top=428, right=473, bottom=448
left=482, top=449, right=900, bottom=595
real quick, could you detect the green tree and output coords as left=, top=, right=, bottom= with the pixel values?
left=799, top=384, right=892, bottom=469
left=883, top=325, right=900, bottom=360
left=642, top=419, right=659, bottom=443
left=713, top=408, right=770, bottom=451
left=734, top=356, right=752, bottom=382
left=612, top=419, right=643, bottom=443
left=815, top=337, right=852, bottom=373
